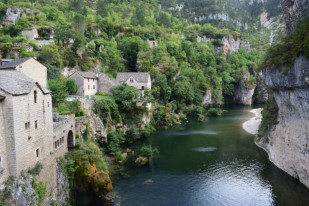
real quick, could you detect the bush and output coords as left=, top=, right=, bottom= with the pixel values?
left=258, top=94, right=279, bottom=136
left=261, top=19, right=309, bottom=70
left=140, top=145, right=159, bottom=158
left=207, top=108, right=225, bottom=117
left=125, top=126, right=141, bottom=144
left=28, top=162, right=43, bottom=176
left=106, top=130, right=125, bottom=155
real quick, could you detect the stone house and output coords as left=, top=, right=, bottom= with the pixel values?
left=116, top=72, right=151, bottom=92
left=21, top=28, right=39, bottom=41
left=0, top=58, right=75, bottom=190
left=0, top=57, right=47, bottom=88
left=69, top=71, right=98, bottom=96
left=98, top=73, right=117, bottom=94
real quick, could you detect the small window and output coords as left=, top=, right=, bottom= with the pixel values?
left=88, top=85, right=90, bottom=89
left=141, top=86, right=145, bottom=90
left=88, top=79, right=89, bottom=82
left=25, top=122, right=30, bottom=130
left=48, top=102, right=49, bottom=107
left=93, top=79, right=95, bottom=82
left=34, top=90, right=37, bottom=103
left=93, top=85, right=95, bottom=89
left=130, top=77, right=133, bottom=83
left=35, top=121, right=37, bottom=129
left=54, top=142, right=57, bottom=149
left=36, top=149, right=39, bottom=157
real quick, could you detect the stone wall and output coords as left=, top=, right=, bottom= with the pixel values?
left=0, top=96, right=9, bottom=184
left=17, top=58, right=48, bottom=88
left=38, top=115, right=75, bottom=191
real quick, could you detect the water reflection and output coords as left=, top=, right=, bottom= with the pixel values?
left=113, top=106, right=309, bottom=206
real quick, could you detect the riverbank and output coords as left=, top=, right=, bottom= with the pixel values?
left=242, top=108, right=262, bottom=135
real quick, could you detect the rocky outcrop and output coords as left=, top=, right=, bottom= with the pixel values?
left=233, top=72, right=255, bottom=105
left=76, top=112, right=107, bottom=141
left=0, top=165, right=69, bottom=206
left=259, top=56, right=309, bottom=188
left=221, top=37, right=251, bottom=54
left=281, top=0, right=309, bottom=34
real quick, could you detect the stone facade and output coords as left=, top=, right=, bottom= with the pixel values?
left=69, top=71, right=98, bottom=96
left=70, top=71, right=152, bottom=96
left=116, top=72, right=151, bottom=93
left=0, top=59, right=75, bottom=193
left=0, top=57, right=48, bottom=88
left=21, top=28, right=39, bottom=41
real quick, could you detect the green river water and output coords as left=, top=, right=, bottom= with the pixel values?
left=112, top=106, right=309, bottom=206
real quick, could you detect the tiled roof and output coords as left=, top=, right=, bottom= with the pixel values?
left=0, top=57, right=32, bottom=69
left=0, top=70, right=50, bottom=95
left=0, top=95, right=5, bottom=100
left=116, top=72, right=150, bottom=83
left=77, top=71, right=97, bottom=79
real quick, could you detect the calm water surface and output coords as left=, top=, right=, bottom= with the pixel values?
left=113, top=106, right=309, bottom=206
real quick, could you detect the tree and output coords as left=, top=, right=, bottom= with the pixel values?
left=38, top=44, right=63, bottom=67
left=66, top=79, right=78, bottom=95
left=48, top=79, right=67, bottom=105
left=118, top=36, right=148, bottom=71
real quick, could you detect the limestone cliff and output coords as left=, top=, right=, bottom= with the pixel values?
left=233, top=72, right=255, bottom=105
left=259, top=56, right=309, bottom=188
left=257, top=0, right=309, bottom=188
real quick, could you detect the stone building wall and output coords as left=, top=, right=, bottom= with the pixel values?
left=38, top=115, right=75, bottom=191
left=16, top=58, right=48, bottom=88
left=11, top=86, right=53, bottom=176
left=0, top=96, right=9, bottom=184
left=83, top=78, right=98, bottom=96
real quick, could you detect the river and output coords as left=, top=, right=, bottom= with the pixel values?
left=113, top=106, right=309, bottom=206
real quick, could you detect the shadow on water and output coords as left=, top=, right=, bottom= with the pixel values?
left=112, top=105, right=309, bottom=206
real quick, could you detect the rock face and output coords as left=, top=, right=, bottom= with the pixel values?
left=221, top=36, right=251, bottom=54
left=233, top=72, right=255, bottom=105
left=259, top=56, right=309, bottom=188
left=281, top=0, right=309, bottom=34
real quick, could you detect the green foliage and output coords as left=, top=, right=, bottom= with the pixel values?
left=65, top=79, right=78, bottom=95
left=258, top=94, right=279, bottom=136
left=27, top=162, right=43, bottom=176
left=207, top=108, right=226, bottom=117
left=64, top=140, right=112, bottom=195
left=33, top=181, right=46, bottom=206
left=83, top=124, right=90, bottom=141
left=48, top=79, right=67, bottom=105
left=111, top=84, right=142, bottom=123
left=94, top=97, right=121, bottom=126
left=106, top=130, right=125, bottom=155
left=125, top=126, right=141, bottom=144
left=262, top=19, right=309, bottom=70
left=139, top=144, right=159, bottom=158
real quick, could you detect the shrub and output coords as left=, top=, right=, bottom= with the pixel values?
left=125, top=126, right=141, bottom=144
left=28, top=162, right=43, bottom=176
left=258, top=94, right=279, bottom=136
left=261, top=19, right=309, bottom=70
left=207, top=108, right=225, bottom=117
left=140, top=145, right=159, bottom=158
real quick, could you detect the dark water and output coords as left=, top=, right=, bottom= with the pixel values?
left=113, top=106, right=309, bottom=206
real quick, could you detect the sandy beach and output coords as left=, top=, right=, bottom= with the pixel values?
left=242, top=108, right=262, bottom=135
